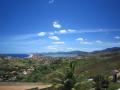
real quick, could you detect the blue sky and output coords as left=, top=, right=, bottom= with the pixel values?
left=0, top=0, right=120, bottom=53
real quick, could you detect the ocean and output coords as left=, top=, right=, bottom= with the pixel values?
left=1, top=54, right=30, bottom=58
left=1, top=53, right=77, bottom=58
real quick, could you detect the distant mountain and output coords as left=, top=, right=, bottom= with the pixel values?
left=1, top=47, right=120, bottom=58
left=101, top=47, right=120, bottom=52
left=69, top=51, right=87, bottom=54
left=41, top=51, right=87, bottom=55
left=37, top=47, right=120, bottom=57
left=92, top=47, right=120, bottom=54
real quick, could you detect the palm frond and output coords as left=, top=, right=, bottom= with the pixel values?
left=53, top=78, right=63, bottom=83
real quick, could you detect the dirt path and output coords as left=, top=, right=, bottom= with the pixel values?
left=0, top=82, right=51, bottom=90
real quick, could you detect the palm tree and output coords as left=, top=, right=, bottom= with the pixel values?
left=52, top=61, right=81, bottom=90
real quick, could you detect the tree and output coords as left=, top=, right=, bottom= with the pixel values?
left=52, top=61, right=81, bottom=90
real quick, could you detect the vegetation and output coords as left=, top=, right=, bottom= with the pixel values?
left=52, top=61, right=81, bottom=90
left=0, top=50, right=120, bottom=89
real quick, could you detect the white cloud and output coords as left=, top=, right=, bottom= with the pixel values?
left=49, top=29, right=120, bottom=36
left=49, top=0, right=55, bottom=4
left=76, top=29, right=120, bottom=33
left=53, top=29, right=120, bottom=35
left=76, top=37, right=92, bottom=45
left=67, top=48, right=77, bottom=51
left=53, top=41, right=65, bottom=44
left=76, top=38, right=84, bottom=41
left=49, top=32, right=54, bottom=35
left=96, top=40, right=103, bottom=44
left=54, top=30, right=67, bottom=34
left=114, top=36, right=120, bottom=39
left=59, top=29, right=76, bottom=34
left=48, top=35, right=60, bottom=40
left=59, top=30, right=67, bottom=34
left=53, top=21, right=61, bottom=29
left=53, top=29, right=77, bottom=34
left=47, top=46, right=57, bottom=50
left=38, top=32, right=46, bottom=36
left=68, top=29, right=76, bottom=33
left=80, top=41, right=92, bottom=45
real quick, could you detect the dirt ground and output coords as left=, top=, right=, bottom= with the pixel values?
left=0, top=82, right=51, bottom=90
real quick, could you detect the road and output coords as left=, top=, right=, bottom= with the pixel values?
left=0, top=82, right=51, bottom=90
